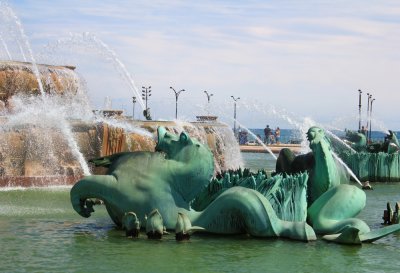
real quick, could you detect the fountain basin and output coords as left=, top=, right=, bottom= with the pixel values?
left=0, top=118, right=241, bottom=187
left=0, top=60, right=78, bottom=109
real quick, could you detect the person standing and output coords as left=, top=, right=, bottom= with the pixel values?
left=275, top=127, right=281, bottom=144
left=264, top=125, right=272, bottom=144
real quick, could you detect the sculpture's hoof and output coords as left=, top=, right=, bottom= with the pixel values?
left=175, top=232, right=190, bottom=241
left=147, top=231, right=163, bottom=239
left=126, top=229, right=140, bottom=238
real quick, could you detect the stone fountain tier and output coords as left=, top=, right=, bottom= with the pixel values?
left=0, top=61, right=78, bottom=108
left=0, top=118, right=241, bottom=187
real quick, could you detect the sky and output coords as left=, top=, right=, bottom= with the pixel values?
left=1, top=0, right=400, bottom=130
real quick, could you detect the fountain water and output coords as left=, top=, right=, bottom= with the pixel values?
left=0, top=1, right=45, bottom=95
left=0, top=5, right=241, bottom=186
left=173, top=120, right=243, bottom=172
left=235, top=119, right=277, bottom=160
left=41, top=32, right=146, bottom=110
left=0, top=34, right=12, bottom=60
left=221, top=99, right=366, bottom=185
left=332, top=152, right=362, bottom=186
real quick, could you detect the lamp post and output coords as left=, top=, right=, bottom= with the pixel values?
left=142, top=86, right=151, bottom=111
left=366, top=93, right=371, bottom=140
left=369, top=98, right=375, bottom=143
left=204, top=90, right=213, bottom=103
left=132, top=96, right=136, bottom=119
left=358, top=89, right=362, bottom=131
left=231, top=96, right=240, bottom=138
left=142, top=86, right=151, bottom=120
left=170, top=86, right=185, bottom=119
left=204, top=90, right=213, bottom=115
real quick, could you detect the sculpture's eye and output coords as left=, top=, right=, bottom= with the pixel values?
left=196, top=144, right=200, bottom=148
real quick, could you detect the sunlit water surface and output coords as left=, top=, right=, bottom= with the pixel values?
left=0, top=153, right=399, bottom=273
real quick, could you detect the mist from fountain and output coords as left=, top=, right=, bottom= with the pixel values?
left=324, top=129, right=357, bottom=154
left=40, top=32, right=146, bottom=110
left=170, top=120, right=243, bottom=172
left=0, top=34, right=12, bottom=60
left=0, top=2, right=104, bottom=177
left=235, top=119, right=277, bottom=160
left=209, top=99, right=365, bottom=185
left=332, top=152, right=362, bottom=186
left=3, top=93, right=93, bottom=176
left=0, top=1, right=45, bottom=96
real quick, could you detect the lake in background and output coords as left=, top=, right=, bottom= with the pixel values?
left=247, top=129, right=398, bottom=144
left=0, top=153, right=399, bottom=273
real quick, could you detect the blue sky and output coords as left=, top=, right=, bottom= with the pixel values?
left=1, top=0, right=400, bottom=130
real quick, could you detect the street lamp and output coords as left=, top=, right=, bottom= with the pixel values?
left=358, top=89, right=362, bottom=131
left=204, top=91, right=213, bottom=115
left=369, top=98, right=375, bottom=143
left=142, top=86, right=151, bottom=120
left=231, top=96, right=240, bottom=138
left=132, top=96, right=136, bottom=119
left=366, top=93, right=371, bottom=140
left=204, top=90, right=213, bottom=103
left=170, top=86, right=185, bottom=119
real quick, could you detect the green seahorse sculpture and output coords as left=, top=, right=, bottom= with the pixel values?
left=71, top=126, right=315, bottom=242
left=71, top=126, right=400, bottom=244
left=276, top=126, right=400, bottom=244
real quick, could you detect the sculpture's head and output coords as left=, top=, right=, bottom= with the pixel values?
left=155, top=126, right=214, bottom=201
left=346, top=131, right=366, bottom=146
left=307, top=126, right=330, bottom=150
left=155, top=127, right=213, bottom=164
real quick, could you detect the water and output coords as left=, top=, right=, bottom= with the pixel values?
left=248, top=128, right=398, bottom=145
left=0, top=3, right=93, bottom=175
left=2, top=94, right=93, bottom=176
left=0, top=34, right=11, bottom=60
left=332, top=152, right=362, bottom=186
left=0, top=154, right=399, bottom=273
left=41, top=32, right=146, bottom=110
left=0, top=1, right=45, bottom=96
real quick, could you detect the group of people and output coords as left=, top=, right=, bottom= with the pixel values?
left=264, top=125, right=281, bottom=145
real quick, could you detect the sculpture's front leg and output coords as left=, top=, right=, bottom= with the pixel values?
left=70, top=175, right=118, bottom=218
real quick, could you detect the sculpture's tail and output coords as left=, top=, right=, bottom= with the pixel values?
left=194, top=187, right=316, bottom=242
left=70, top=175, right=117, bottom=218
left=322, top=224, right=400, bottom=244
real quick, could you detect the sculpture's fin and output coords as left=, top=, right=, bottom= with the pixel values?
left=175, top=212, right=205, bottom=235
left=359, top=224, right=400, bottom=243
left=146, top=209, right=164, bottom=235
left=322, top=227, right=362, bottom=245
